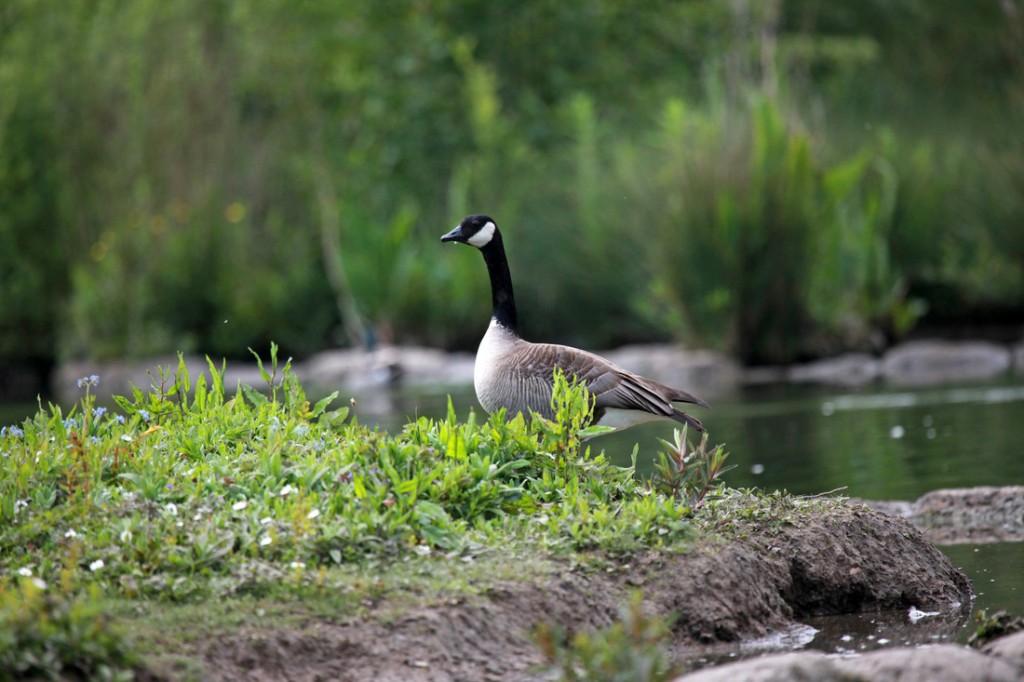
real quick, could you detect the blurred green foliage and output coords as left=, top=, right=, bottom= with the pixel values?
left=0, top=580, right=136, bottom=681
left=0, top=0, right=1021, bottom=366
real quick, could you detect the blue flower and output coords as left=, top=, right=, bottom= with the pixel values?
left=76, top=375, right=100, bottom=388
left=92, top=407, right=107, bottom=419
left=1, top=426, right=24, bottom=439
left=115, top=414, right=126, bottom=424
left=138, top=410, right=151, bottom=421
left=63, top=417, right=78, bottom=429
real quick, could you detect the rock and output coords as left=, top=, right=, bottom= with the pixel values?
left=675, top=645, right=1022, bottom=682
left=743, top=365, right=790, bottom=385
left=910, top=487, right=1024, bottom=545
left=368, top=346, right=476, bottom=387
left=674, top=651, right=836, bottom=682
left=1013, top=341, right=1024, bottom=375
left=788, top=353, right=881, bottom=386
left=837, top=645, right=1022, bottom=682
left=984, top=630, right=1024, bottom=669
left=855, top=499, right=914, bottom=518
left=297, top=348, right=396, bottom=390
left=881, top=340, right=1011, bottom=386
left=853, top=487, right=1024, bottom=545
left=602, top=345, right=743, bottom=392
left=298, top=346, right=475, bottom=391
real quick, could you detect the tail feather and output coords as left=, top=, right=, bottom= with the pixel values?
left=670, top=409, right=705, bottom=433
left=670, top=388, right=711, bottom=410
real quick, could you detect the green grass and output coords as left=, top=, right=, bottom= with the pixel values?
left=1, top=345, right=848, bottom=678
left=0, top=348, right=724, bottom=601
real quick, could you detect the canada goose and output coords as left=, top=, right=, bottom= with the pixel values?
left=441, top=214, right=709, bottom=433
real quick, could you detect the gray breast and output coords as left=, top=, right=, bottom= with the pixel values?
left=474, top=321, right=558, bottom=418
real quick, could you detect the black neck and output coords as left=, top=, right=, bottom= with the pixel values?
left=480, top=232, right=519, bottom=334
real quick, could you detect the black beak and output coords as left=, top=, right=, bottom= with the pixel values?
left=440, top=225, right=465, bottom=243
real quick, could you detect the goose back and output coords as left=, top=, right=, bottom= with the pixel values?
left=474, top=318, right=706, bottom=430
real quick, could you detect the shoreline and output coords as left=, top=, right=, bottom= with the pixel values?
left=36, top=336, right=1024, bottom=408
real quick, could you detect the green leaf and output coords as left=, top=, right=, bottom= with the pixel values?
left=578, top=424, right=616, bottom=439
left=249, top=347, right=271, bottom=385
left=311, top=391, right=340, bottom=418
left=240, top=383, right=268, bottom=406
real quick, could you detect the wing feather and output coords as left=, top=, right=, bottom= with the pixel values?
left=504, top=342, right=706, bottom=422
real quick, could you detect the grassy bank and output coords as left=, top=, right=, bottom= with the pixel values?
left=1, top=348, right=759, bottom=678
left=1, top=348, right=981, bottom=680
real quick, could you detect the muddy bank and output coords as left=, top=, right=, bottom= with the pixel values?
left=140, top=503, right=970, bottom=681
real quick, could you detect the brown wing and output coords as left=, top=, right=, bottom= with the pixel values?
left=509, top=342, right=708, bottom=422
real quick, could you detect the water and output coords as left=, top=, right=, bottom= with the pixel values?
left=605, top=380, right=1024, bottom=501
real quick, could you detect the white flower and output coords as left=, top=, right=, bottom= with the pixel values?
left=17, top=567, right=32, bottom=577
left=260, top=516, right=273, bottom=525
left=166, top=502, right=178, bottom=516
left=259, top=536, right=272, bottom=546
left=64, top=529, right=78, bottom=538
left=120, top=529, right=133, bottom=542
left=120, top=434, right=133, bottom=443
left=307, top=509, right=320, bottom=520
left=31, top=577, right=47, bottom=590
left=279, top=484, right=295, bottom=497
left=412, top=545, right=432, bottom=557
left=89, top=559, right=105, bottom=571
left=232, top=500, right=248, bottom=511
left=289, top=561, right=305, bottom=569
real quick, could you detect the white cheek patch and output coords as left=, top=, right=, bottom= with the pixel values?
left=467, top=221, right=496, bottom=248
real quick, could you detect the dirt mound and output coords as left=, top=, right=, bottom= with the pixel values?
left=145, top=503, right=971, bottom=681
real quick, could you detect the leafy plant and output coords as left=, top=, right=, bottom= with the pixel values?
left=535, top=591, right=681, bottom=682
left=0, top=578, right=136, bottom=681
left=0, top=354, right=721, bottom=600
left=652, top=427, right=733, bottom=509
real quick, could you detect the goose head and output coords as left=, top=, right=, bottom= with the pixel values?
left=441, top=214, right=498, bottom=249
